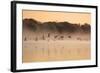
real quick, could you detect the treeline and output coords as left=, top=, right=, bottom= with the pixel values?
left=23, top=18, right=91, bottom=34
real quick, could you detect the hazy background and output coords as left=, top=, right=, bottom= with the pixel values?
left=22, top=10, right=91, bottom=63
left=23, top=10, right=91, bottom=24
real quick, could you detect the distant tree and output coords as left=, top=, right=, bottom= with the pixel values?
left=23, top=18, right=91, bottom=34
left=81, top=23, right=91, bottom=33
left=23, top=18, right=38, bottom=31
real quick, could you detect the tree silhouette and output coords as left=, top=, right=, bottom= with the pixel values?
left=81, top=23, right=91, bottom=33
left=23, top=18, right=38, bottom=31
left=23, top=18, right=91, bottom=34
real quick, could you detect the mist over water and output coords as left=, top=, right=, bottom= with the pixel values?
left=22, top=19, right=91, bottom=63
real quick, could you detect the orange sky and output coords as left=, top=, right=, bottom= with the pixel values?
left=23, top=10, right=91, bottom=25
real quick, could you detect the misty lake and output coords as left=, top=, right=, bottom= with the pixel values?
left=22, top=40, right=90, bottom=63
